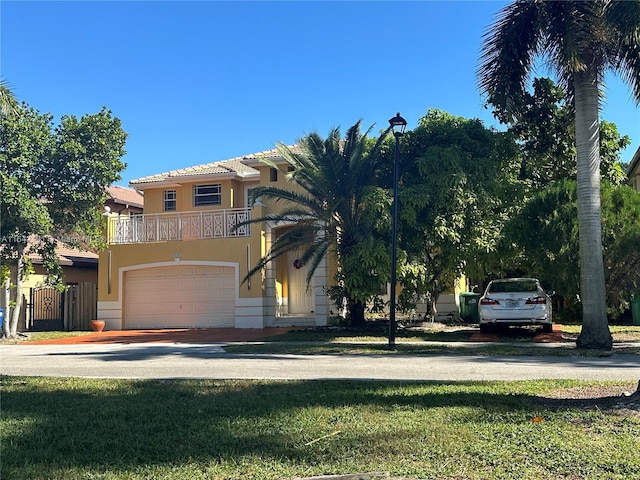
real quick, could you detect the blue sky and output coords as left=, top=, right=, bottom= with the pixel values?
left=2, top=1, right=638, bottom=186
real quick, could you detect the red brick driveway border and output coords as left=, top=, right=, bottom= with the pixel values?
left=21, top=324, right=569, bottom=346
left=23, top=327, right=303, bottom=345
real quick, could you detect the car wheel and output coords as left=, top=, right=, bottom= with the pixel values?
left=479, top=324, right=492, bottom=334
left=542, top=323, right=553, bottom=334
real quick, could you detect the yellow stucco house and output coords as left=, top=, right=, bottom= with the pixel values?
left=97, top=149, right=332, bottom=330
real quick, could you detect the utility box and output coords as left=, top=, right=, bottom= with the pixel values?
left=459, top=293, right=481, bottom=324
left=632, top=297, right=640, bottom=326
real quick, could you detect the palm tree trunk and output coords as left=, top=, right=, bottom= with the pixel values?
left=574, top=72, right=613, bottom=350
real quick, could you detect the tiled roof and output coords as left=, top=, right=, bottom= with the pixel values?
left=129, top=145, right=303, bottom=186
left=105, top=185, right=144, bottom=208
left=26, top=236, right=98, bottom=267
left=130, top=156, right=261, bottom=185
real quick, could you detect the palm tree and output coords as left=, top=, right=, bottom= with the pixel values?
left=0, top=78, right=18, bottom=118
left=241, top=121, right=391, bottom=325
left=478, top=0, right=640, bottom=350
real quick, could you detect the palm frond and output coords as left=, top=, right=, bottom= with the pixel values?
left=605, top=0, right=640, bottom=105
left=478, top=0, right=545, bottom=121
left=0, top=78, right=19, bottom=118
left=240, top=120, right=390, bottom=295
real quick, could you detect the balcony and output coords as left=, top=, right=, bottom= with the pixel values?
left=107, top=208, right=251, bottom=244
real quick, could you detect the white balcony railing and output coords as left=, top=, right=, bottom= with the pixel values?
left=107, top=208, right=251, bottom=244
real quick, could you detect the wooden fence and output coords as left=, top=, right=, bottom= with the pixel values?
left=63, top=282, right=97, bottom=331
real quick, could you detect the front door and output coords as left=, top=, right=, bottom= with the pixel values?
left=287, top=252, right=314, bottom=314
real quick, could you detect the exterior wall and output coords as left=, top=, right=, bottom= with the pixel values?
left=97, top=234, right=265, bottom=329
left=28, top=264, right=98, bottom=286
left=98, top=160, right=336, bottom=331
left=435, top=276, right=465, bottom=319
left=142, top=179, right=255, bottom=215
left=13, top=264, right=98, bottom=331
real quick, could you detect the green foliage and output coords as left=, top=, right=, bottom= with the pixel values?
left=510, top=77, right=631, bottom=188
left=479, top=1, right=640, bottom=122
left=483, top=78, right=633, bottom=311
left=387, top=109, right=520, bottom=311
left=1, top=101, right=127, bottom=335
left=46, top=107, right=127, bottom=236
left=599, top=121, right=632, bottom=185
left=478, top=0, right=640, bottom=349
left=1, top=102, right=126, bottom=253
left=0, top=77, right=18, bottom=117
left=601, top=184, right=640, bottom=313
left=507, top=180, right=640, bottom=318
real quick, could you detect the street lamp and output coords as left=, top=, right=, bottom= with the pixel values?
left=388, top=112, right=406, bottom=348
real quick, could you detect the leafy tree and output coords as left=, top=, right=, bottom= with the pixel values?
left=241, top=121, right=391, bottom=326
left=380, top=109, right=520, bottom=317
left=507, top=180, right=640, bottom=319
left=510, top=77, right=630, bottom=188
left=509, top=77, right=575, bottom=187
left=1, top=102, right=127, bottom=338
left=478, top=0, right=640, bottom=350
left=494, top=77, right=632, bottom=315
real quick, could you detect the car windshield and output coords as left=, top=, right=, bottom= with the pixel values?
left=488, top=280, right=538, bottom=293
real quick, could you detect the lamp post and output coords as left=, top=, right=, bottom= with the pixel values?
left=388, top=113, right=407, bottom=348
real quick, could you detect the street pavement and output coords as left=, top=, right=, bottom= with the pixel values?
left=1, top=342, right=639, bottom=381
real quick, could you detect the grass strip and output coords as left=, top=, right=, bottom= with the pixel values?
left=1, top=376, right=638, bottom=480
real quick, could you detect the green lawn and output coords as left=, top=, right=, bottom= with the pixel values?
left=1, top=376, right=638, bottom=480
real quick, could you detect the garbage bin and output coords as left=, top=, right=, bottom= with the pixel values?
left=632, top=297, right=640, bottom=326
left=0, top=308, right=4, bottom=330
left=459, top=292, right=481, bottom=323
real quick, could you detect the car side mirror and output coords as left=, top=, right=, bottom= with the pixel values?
left=547, top=290, right=556, bottom=297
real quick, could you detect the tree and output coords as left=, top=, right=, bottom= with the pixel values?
left=509, top=77, right=576, bottom=188
left=1, top=102, right=127, bottom=338
left=510, top=77, right=630, bottom=188
left=240, top=121, right=391, bottom=326
left=478, top=0, right=640, bottom=350
left=508, top=180, right=640, bottom=319
left=386, top=109, right=520, bottom=316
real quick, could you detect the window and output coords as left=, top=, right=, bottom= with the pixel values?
left=269, top=168, right=278, bottom=182
left=164, top=190, right=177, bottom=211
left=194, top=184, right=222, bottom=206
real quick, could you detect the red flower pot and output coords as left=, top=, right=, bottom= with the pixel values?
left=90, top=320, right=106, bottom=333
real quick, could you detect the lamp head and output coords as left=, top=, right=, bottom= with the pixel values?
left=388, top=113, right=407, bottom=137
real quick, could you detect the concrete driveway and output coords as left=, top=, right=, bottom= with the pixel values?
left=1, top=342, right=639, bottom=381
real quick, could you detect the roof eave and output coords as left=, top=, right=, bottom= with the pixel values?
left=130, top=171, right=259, bottom=189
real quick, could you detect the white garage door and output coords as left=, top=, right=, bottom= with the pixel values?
left=124, top=265, right=236, bottom=329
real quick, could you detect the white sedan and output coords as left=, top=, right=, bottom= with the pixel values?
left=478, top=278, right=554, bottom=333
